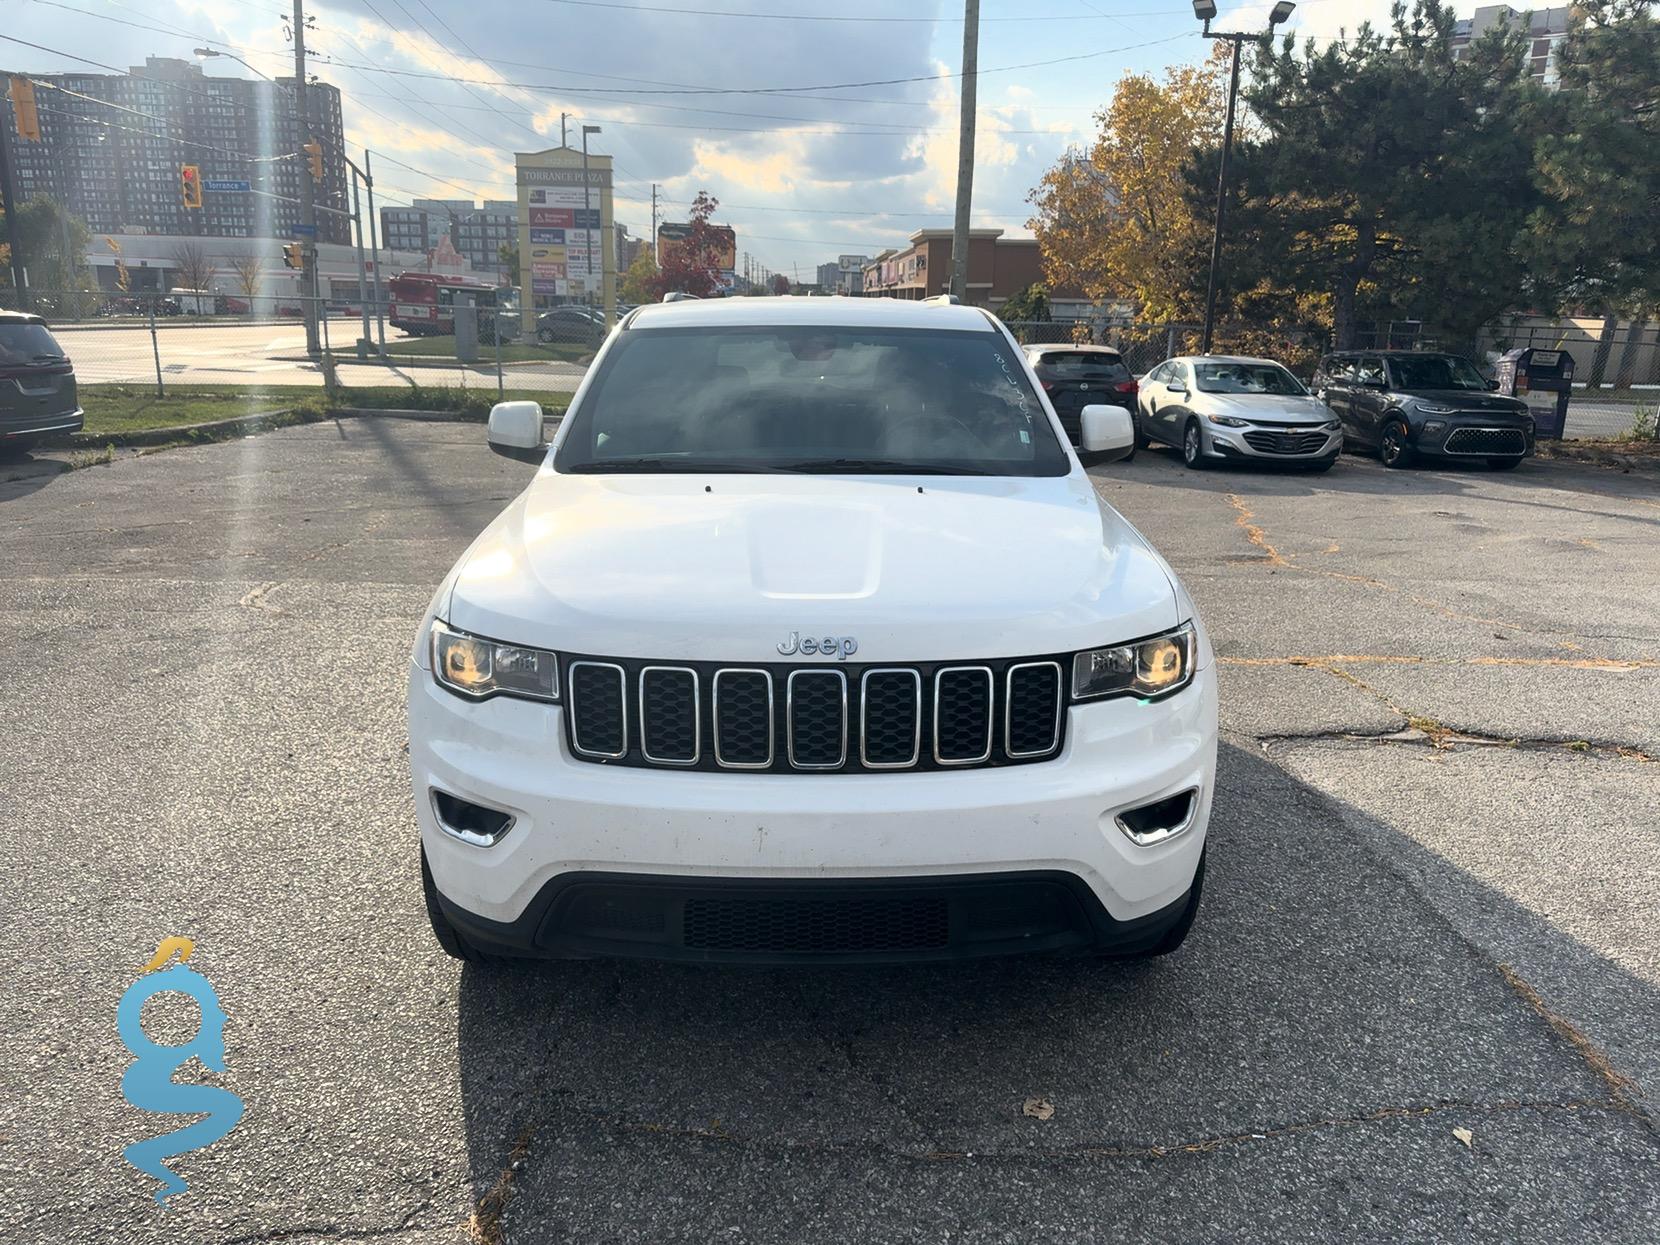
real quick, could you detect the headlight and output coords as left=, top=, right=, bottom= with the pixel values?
left=431, top=621, right=559, bottom=702
left=1415, top=402, right=1458, bottom=415
left=1206, top=414, right=1249, bottom=428
left=1072, top=623, right=1195, bottom=701
left=1322, top=420, right=1341, bottom=431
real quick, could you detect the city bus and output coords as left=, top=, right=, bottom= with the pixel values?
left=387, top=272, right=498, bottom=337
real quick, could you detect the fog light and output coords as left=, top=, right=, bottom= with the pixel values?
left=1115, top=788, right=1199, bottom=846
left=1423, top=420, right=1446, bottom=435
left=431, top=789, right=516, bottom=846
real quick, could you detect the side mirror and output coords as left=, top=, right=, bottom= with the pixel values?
left=1166, top=379, right=1188, bottom=396
left=487, top=400, right=547, bottom=464
left=1080, top=404, right=1135, bottom=462
left=1484, top=377, right=1500, bottom=391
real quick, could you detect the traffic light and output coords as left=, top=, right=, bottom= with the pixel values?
left=282, top=243, right=304, bottom=270
left=304, top=141, right=323, bottom=181
left=9, top=77, right=41, bottom=142
left=180, top=164, right=202, bottom=209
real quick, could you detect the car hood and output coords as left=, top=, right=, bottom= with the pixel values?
left=1403, top=390, right=1530, bottom=416
left=1199, top=393, right=1333, bottom=423
left=445, top=470, right=1181, bottom=663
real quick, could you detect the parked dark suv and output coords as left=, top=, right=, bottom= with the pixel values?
left=1022, top=345, right=1137, bottom=447
left=1314, top=350, right=1533, bottom=469
left=0, top=312, right=82, bottom=453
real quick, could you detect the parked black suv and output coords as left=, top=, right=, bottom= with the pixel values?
left=1022, top=345, right=1137, bottom=447
left=1313, top=350, right=1533, bottom=469
left=0, top=312, right=82, bottom=453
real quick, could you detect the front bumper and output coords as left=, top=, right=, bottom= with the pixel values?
left=410, top=659, right=1218, bottom=959
left=1202, top=421, right=1341, bottom=462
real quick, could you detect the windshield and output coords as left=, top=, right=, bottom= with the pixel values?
left=0, top=322, right=67, bottom=365
left=1034, top=351, right=1130, bottom=381
left=1388, top=355, right=1488, bottom=391
left=554, top=325, right=1070, bottom=476
left=1192, top=362, right=1305, bottom=395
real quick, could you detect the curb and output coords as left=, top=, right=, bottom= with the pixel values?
left=62, top=403, right=567, bottom=449
left=65, top=408, right=318, bottom=448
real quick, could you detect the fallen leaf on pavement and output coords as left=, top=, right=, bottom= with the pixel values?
left=1023, top=1097, right=1055, bottom=1121
left=1452, top=1127, right=1474, bottom=1149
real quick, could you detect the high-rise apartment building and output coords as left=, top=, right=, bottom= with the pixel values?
left=1, top=56, right=349, bottom=243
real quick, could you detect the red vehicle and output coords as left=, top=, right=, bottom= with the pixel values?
left=388, top=272, right=497, bottom=337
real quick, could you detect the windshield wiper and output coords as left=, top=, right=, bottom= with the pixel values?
left=572, top=457, right=787, bottom=473
left=781, top=457, right=994, bottom=475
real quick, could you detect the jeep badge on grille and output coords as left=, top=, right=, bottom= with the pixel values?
left=777, top=632, right=858, bottom=659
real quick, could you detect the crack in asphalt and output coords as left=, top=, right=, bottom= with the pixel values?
left=466, top=1124, right=535, bottom=1245
left=220, top=1198, right=435, bottom=1244
left=1258, top=726, right=1656, bottom=763
left=1496, top=965, right=1653, bottom=1127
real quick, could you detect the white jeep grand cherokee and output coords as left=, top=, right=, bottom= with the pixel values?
left=409, top=297, right=1217, bottom=965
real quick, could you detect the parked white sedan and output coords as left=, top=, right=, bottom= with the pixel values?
left=1137, top=355, right=1342, bottom=471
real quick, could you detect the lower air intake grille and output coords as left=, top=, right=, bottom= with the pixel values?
left=1445, top=426, right=1526, bottom=455
left=683, top=894, right=951, bottom=954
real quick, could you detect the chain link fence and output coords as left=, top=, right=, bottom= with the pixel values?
left=0, top=288, right=587, bottom=400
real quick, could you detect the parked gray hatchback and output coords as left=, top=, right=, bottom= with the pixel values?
left=0, top=311, right=82, bottom=452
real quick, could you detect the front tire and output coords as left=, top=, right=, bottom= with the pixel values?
left=536, top=327, right=555, bottom=344
left=421, top=849, right=501, bottom=964
left=1134, top=411, right=1153, bottom=450
left=1379, top=420, right=1414, bottom=469
left=1182, top=419, right=1208, bottom=470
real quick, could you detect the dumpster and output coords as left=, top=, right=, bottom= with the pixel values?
left=1495, top=347, right=1574, bottom=440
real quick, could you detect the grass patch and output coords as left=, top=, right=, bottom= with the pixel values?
left=381, top=335, right=589, bottom=365
left=78, top=383, right=570, bottom=437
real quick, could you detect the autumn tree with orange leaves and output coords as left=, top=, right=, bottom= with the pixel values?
left=1027, top=47, right=1233, bottom=323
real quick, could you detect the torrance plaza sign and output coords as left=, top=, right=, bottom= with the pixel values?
left=514, top=147, right=616, bottom=322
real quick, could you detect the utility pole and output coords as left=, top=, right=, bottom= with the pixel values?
left=581, top=124, right=599, bottom=307
left=364, top=148, right=385, bottom=352
left=650, top=183, right=658, bottom=261
left=949, top=0, right=979, bottom=303
left=345, top=157, right=371, bottom=358
left=561, top=113, right=569, bottom=148
left=292, top=0, right=320, bottom=356
left=0, top=88, right=30, bottom=305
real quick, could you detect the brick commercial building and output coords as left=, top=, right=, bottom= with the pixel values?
left=860, top=229, right=1079, bottom=312
left=2, top=56, right=349, bottom=244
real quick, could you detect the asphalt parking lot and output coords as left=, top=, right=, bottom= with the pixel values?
left=3, top=424, right=1656, bottom=1243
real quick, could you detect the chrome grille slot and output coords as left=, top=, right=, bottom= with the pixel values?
left=1005, top=662, right=1063, bottom=758
left=713, top=669, right=774, bottom=769
left=860, top=668, right=922, bottom=768
left=639, top=666, right=699, bottom=765
left=568, top=661, right=628, bottom=759
left=787, top=669, right=847, bottom=769
left=934, top=666, right=994, bottom=765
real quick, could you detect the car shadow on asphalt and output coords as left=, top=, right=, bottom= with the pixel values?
left=446, top=740, right=1658, bottom=1236
left=0, top=451, right=71, bottom=503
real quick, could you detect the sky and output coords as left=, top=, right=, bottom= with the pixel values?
left=5, top=0, right=1401, bottom=278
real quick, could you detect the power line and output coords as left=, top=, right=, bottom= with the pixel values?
left=514, top=0, right=1197, bottom=21
left=306, top=31, right=1197, bottom=97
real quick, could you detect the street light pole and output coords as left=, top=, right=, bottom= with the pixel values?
left=1194, top=0, right=1293, bottom=356
left=289, top=0, right=321, bottom=357
left=950, top=0, right=980, bottom=303
left=581, top=124, right=600, bottom=308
